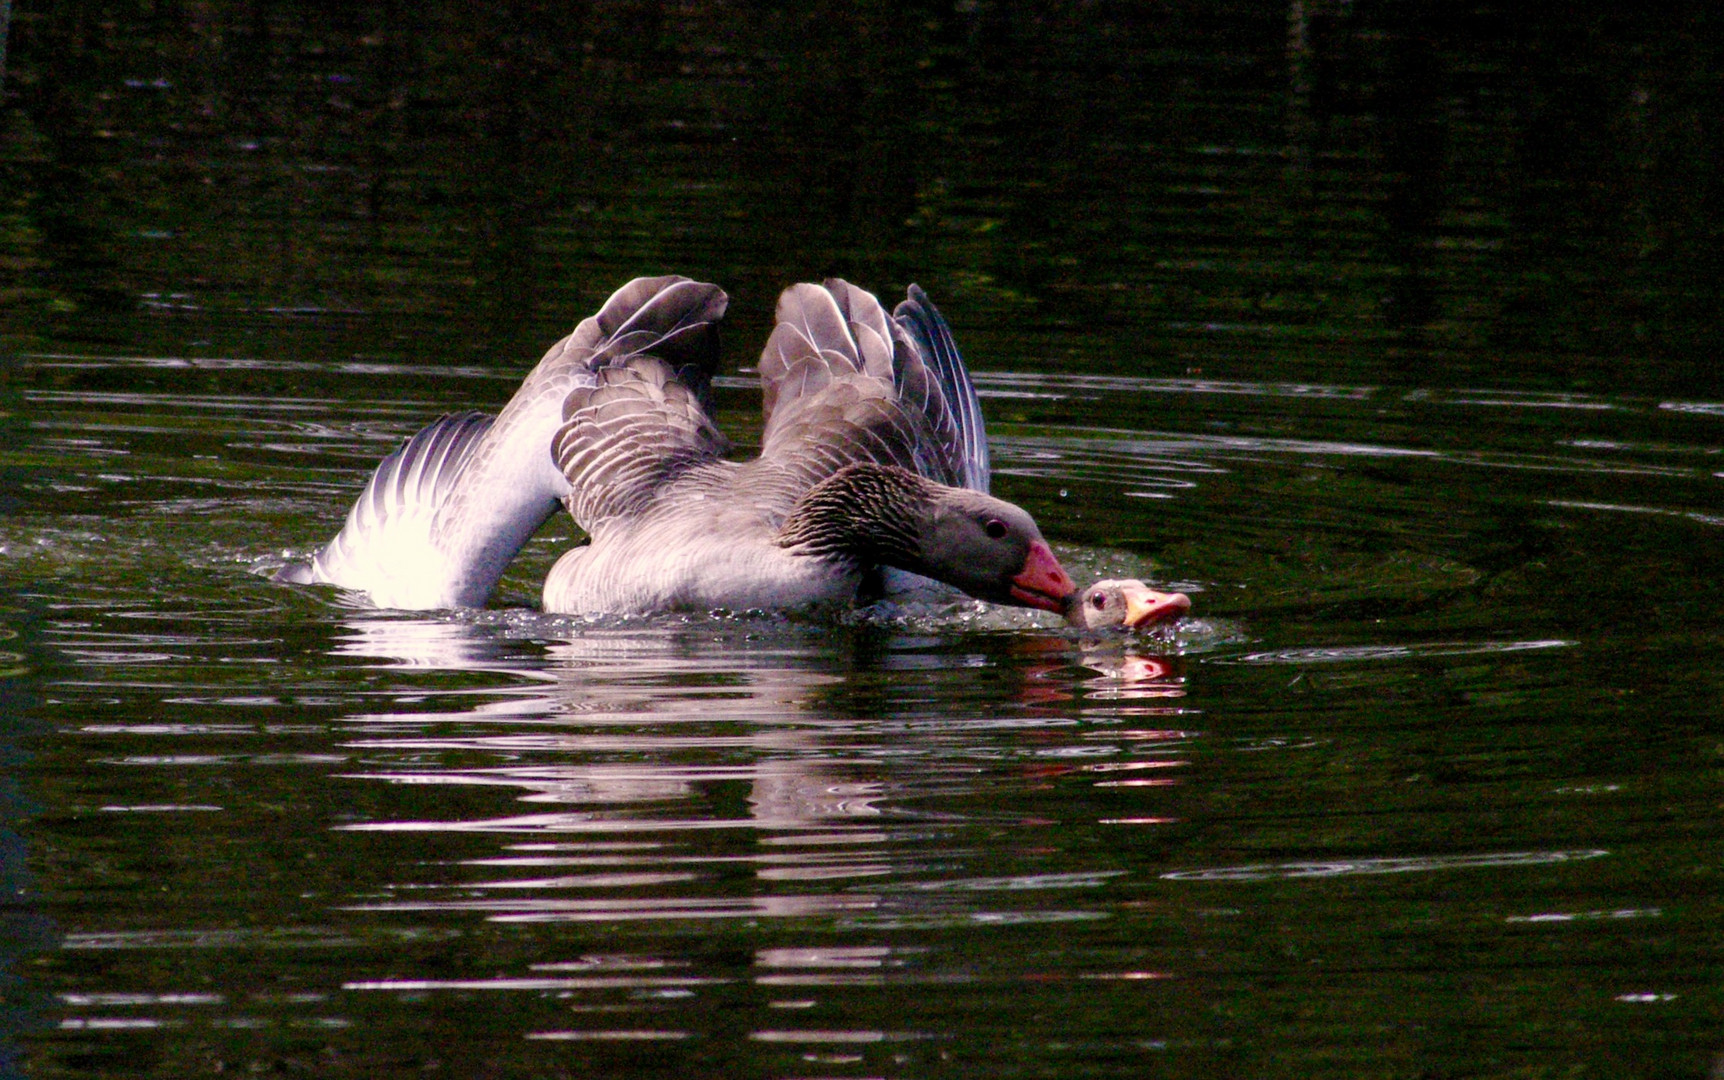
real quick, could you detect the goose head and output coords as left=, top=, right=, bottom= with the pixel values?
left=1068, top=578, right=1191, bottom=631
left=778, top=463, right=1078, bottom=614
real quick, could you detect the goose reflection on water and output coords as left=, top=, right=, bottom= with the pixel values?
left=329, top=617, right=900, bottom=812
left=325, top=616, right=895, bottom=919
left=318, top=611, right=1190, bottom=920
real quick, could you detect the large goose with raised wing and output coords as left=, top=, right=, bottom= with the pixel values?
left=278, top=275, right=1078, bottom=617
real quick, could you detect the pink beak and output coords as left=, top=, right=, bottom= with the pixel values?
left=1010, top=540, right=1079, bottom=614
left=1119, top=583, right=1191, bottom=630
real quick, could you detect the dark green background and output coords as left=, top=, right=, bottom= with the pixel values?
left=5, top=1, right=1720, bottom=389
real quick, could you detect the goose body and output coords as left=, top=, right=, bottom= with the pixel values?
left=279, top=276, right=1077, bottom=618
left=541, top=462, right=859, bottom=615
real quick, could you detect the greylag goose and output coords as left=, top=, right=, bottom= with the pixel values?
left=278, top=275, right=1079, bottom=618
left=1067, top=579, right=1191, bottom=631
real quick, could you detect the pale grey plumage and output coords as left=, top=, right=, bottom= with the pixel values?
left=542, top=278, right=1045, bottom=616
left=278, top=274, right=1055, bottom=618
left=276, top=275, right=727, bottom=609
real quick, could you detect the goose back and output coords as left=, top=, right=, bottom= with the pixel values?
left=540, top=279, right=1014, bottom=616
left=546, top=347, right=838, bottom=614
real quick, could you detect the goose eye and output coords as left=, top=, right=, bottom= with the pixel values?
left=1091, top=593, right=1108, bottom=609
left=983, top=519, right=1008, bottom=540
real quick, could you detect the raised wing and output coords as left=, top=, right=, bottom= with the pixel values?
left=894, top=284, right=989, bottom=492
left=529, top=275, right=729, bottom=415
left=278, top=276, right=729, bottom=609
left=553, top=355, right=730, bottom=533
left=756, top=279, right=972, bottom=492
left=274, top=411, right=496, bottom=607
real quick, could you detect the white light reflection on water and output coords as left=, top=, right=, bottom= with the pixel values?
left=1545, top=499, right=1724, bottom=528
left=526, top=1030, right=691, bottom=1041
left=1162, top=849, right=1609, bottom=882
left=1658, top=401, right=1724, bottom=417
left=345, top=895, right=883, bottom=923
left=748, top=1028, right=895, bottom=1043
left=975, top=372, right=1381, bottom=402
left=1506, top=908, right=1660, bottom=924
left=60, top=994, right=225, bottom=1006
left=1225, top=640, right=1573, bottom=665
left=344, top=977, right=721, bottom=991
left=756, top=946, right=896, bottom=968
left=887, top=871, right=1128, bottom=892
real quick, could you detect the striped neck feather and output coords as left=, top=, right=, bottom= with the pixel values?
left=775, top=463, right=933, bottom=569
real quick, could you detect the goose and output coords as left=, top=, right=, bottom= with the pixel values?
left=1067, top=579, right=1191, bottom=632
left=277, top=275, right=1080, bottom=618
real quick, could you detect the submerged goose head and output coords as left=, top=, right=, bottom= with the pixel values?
left=1068, top=578, right=1191, bottom=631
left=777, top=462, right=1078, bottom=614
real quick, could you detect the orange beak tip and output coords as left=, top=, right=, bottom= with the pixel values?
left=1122, top=587, right=1192, bottom=630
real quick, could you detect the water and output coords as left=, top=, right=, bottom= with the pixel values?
left=4, top=4, right=1724, bottom=1078
left=5, top=350, right=1721, bottom=1077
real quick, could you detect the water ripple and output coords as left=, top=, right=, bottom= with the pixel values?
left=1161, top=849, right=1608, bottom=882
left=975, top=372, right=1379, bottom=401
left=1546, top=499, right=1724, bottom=528
left=1223, top=640, right=1573, bottom=665
left=344, top=977, right=722, bottom=991
left=345, top=894, right=880, bottom=923
left=1658, top=400, right=1724, bottom=417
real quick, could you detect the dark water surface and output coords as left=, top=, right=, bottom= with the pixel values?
left=3, top=3, right=1723, bottom=1078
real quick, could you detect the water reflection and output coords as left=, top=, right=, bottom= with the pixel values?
left=1227, top=640, right=1573, bottom=665
left=1162, top=849, right=1610, bottom=882
left=315, top=611, right=1193, bottom=931
left=331, top=612, right=556, bottom=673
left=17, top=344, right=1724, bottom=1073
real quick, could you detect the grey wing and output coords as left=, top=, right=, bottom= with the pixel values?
left=757, top=279, right=969, bottom=493
left=427, top=275, right=730, bottom=579
left=894, top=284, right=989, bottom=493
left=442, top=273, right=730, bottom=536
left=417, top=276, right=729, bottom=604
left=279, top=276, right=730, bottom=609
left=553, top=356, right=731, bottom=533
left=529, top=275, right=730, bottom=415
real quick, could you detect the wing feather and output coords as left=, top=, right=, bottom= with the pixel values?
left=554, top=356, right=730, bottom=532
left=894, top=284, right=989, bottom=492
left=757, top=279, right=977, bottom=494
left=531, top=275, right=729, bottom=412
left=279, top=275, right=729, bottom=609
left=277, top=411, right=495, bottom=598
